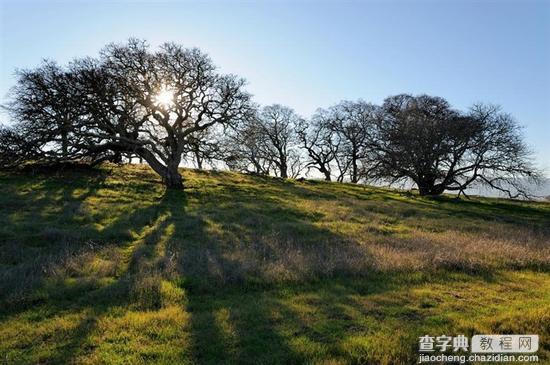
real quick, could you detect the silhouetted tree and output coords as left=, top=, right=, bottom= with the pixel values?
left=183, top=127, right=225, bottom=170
left=0, top=125, right=37, bottom=168
left=323, top=101, right=377, bottom=183
left=6, top=61, right=88, bottom=162
left=254, top=104, right=303, bottom=179
left=366, top=94, right=540, bottom=197
left=6, top=39, right=252, bottom=189
left=221, top=114, right=273, bottom=175
left=77, top=39, right=252, bottom=188
left=296, top=112, right=338, bottom=181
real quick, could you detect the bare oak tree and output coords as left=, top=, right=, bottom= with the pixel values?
left=323, top=101, right=378, bottom=183
left=221, top=116, right=273, bottom=175
left=0, top=124, right=38, bottom=168
left=183, top=127, right=225, bottom=170
left=6, top=61, right=89, bottom=162
left=296, top=111, right=338, bottom=181
left=6, top=39, right=252, bottom=189
left=255, top=104, right=303, bottom=179
left=367, top=94, right=540, bottom=197
left=76, top=39, right=252, bottom=188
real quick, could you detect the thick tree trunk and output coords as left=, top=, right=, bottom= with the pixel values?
left=418, top=185, right=431, bottom=196
left=319, top=166, right=331, bottom=181
left=417, top=181, right=445, bottom=196
left=111, top=152, right=122, bottom=164
left=164, top=166, right=183, bottom=189
left=280, top=162, right=288, bottom=179
left=137, top=148, right=184, bottom=189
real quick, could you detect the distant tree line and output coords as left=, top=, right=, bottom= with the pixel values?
left=0, top=39, right=540, bottom=197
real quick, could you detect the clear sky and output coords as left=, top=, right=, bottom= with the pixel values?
left=1, top=0, right=549, bottom=172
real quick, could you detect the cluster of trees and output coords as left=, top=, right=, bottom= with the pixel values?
left=0, top=39, right=540, bottom=197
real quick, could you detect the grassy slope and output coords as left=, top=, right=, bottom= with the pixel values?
left=0, top=165, right=549, bottom=365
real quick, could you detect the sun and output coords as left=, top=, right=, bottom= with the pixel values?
left=154, top=87, right=174, bottom=107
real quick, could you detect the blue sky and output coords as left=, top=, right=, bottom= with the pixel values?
left=1, top=0, right=549, bottom=172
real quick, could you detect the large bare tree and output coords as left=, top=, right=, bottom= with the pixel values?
left=322, top=101, right=378, bottom=183
left=6, top=39, right=252, bottom=189
left=366, top=94, right=540, bottom=197
left=223, top=105, right=304, bottom=178
left=6, top=61, right=92, bottom=162
left=296, top=111, right=338, bottom=181
left=253, top=104, right=303, bottom=179
left=75, top=39, right=252, bottom=188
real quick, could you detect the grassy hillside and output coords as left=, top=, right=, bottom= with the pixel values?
left=1, top=164, right=549, bottom=364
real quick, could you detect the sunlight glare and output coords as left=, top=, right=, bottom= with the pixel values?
left=154, top=87, right=174, bottom=107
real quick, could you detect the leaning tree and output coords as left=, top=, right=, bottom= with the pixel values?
left=5, top=39, right=253, bottom=189
left=366, top=94, right=540, bottom=197
left=78, top=39, right=252, bottom=188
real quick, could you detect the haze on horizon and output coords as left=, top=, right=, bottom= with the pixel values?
left=1, top=0, right=549, bottom=174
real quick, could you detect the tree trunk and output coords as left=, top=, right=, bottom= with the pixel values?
left=350, top=144, right=359, bottom=183
left=164, top=165, right=183, bottom=189
left=418, top=185, right=430, bottom=196
left=137, top=148, right=184, bottom=189
left=111, top=152, right=122, bottom=164
left=61, top=130, right=68, bottom=160
left=280, top=162, right=288, bottom=179
left=417, top=181, right=444, bottom=196
left=351, top=157, right=358, bottom=183
left=319, top=166, right=331, bottom=181
left=194, top=149, right=203, bottom=170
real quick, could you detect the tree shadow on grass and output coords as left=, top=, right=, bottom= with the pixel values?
left=1, top=188, right=188, bottom=363
left=376, top=193, right=550, bottom=229
left=1, top=167, right=537, bottom=364
left=158, top=187, right=501, bottom=364
left=159, top=188, right=307, bottom=364
left=0, top=170, right=111, bottom=311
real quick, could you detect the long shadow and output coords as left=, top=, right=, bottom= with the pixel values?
left=158, top=184, right=364, bottom=363
left=0, top=168, right=176, bottom=363
left=2, top=167, right=539, bottom=364
left=392, top=193, right=549, bottom=226
left=8, top=192, right=180, bottom=363
left=159, top=189, right=297, bottom=364
left=0, top=169, right=110, bottom=311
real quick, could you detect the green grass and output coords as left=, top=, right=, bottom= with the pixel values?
left=0, top=164, right=549, bottom=364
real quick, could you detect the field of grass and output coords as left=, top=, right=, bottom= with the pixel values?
left=0, top=164, right=549, bottom=364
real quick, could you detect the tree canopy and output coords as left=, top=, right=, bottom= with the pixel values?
left=5, top=39, right=252, bottom=188
left=365, top=95, right=539, bottom=198
left=1, top=39, right=541, bottom=197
